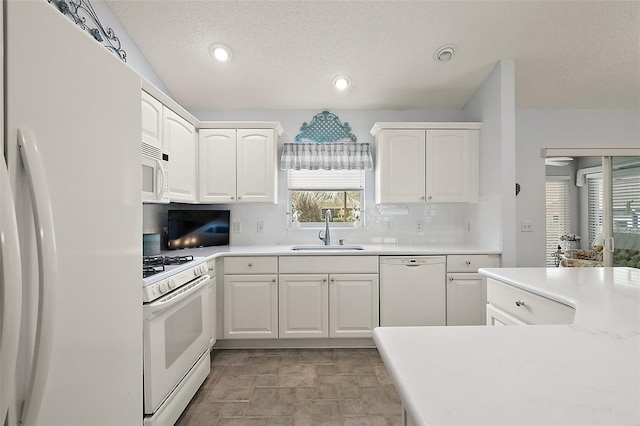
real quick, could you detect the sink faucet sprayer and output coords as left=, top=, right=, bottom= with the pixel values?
left=318, top=210, right=332, bottom=245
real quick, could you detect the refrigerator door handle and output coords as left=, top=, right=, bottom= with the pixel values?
left=17, top=129, right=58, bottom=426
left=0, top=156, right=23, bottom=426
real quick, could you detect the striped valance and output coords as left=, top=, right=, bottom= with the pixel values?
left=280, top=143, right=373, bottom=171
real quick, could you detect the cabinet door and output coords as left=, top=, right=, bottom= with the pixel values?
left=223, top=274, right=278, bottom=339
left=329, top=274, right=379, bottom=338
left=141, top=91, right=164, bottom=151
left=486, top=304, right=527, bottom=326
left=375, top=129, right=426, bottom=204
left=426, top=129, right=479, bottom=203
left=165, top=108, right=197, bottom=202
left=446, top=273, right=486, bottom=326
left=236, top=129, right=277, bottom=203
left=198, top=129, right=237, bottom=203
left=279, top=274, right=328, bottom=338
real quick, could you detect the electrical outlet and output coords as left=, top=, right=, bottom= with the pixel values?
left=233, top=222, right=241, bottom=234
left=257, top=221, right=264, bottom=233
left=416, top=220, right=423, bottom=232
left=385, top=220, right=393, bottom=232
left=521, top=221, right=533, bottom=232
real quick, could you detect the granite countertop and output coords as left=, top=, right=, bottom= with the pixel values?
left=373, top=267, right=640, bottom=425
left=160, top=244, right=501, bottom=260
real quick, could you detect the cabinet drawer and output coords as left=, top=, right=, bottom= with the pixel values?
left=279, top=256, right=378, bottom=274
left=224, top=256, right=278, bottom=274
left=447, top=254, right=499, bottom=272
left=486, top=278, right=575, bottom=325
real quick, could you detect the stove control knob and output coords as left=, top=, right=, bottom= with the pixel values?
left=159, top=280, right=169, bottom=293
left=169, top=278, right=177, bottom=289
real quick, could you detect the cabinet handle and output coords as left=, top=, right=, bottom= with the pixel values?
left=515, top=300, right=525, bottom=307
left=420, top=196, right=426, bottom=201
left=323, top=278, right=327, bottom=282
left=466, top=260, right=471, bottom=266
left=238, top=196, right=242, bottom=200
left=272, top=278, right=276, bottom=283
left=428, top=195, right=433, bottom=201
left=449, top=276, right=454, bottom=282
left=230, top=196, right=235, bottom=200
left=248, top=263, right=253, bottom=267
left=330, top=278, right=335, bottom=282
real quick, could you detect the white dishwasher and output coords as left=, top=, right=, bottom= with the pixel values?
left=380, top=256, right=446, bottom=326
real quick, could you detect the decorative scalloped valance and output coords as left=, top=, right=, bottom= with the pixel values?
left=282, top=111, right=372, bottom=170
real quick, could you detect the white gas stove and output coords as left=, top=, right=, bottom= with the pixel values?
left=142, top=255, right=208, bottom=303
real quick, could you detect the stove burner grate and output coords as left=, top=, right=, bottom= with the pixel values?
left=142, top=255, right=196, bottom=278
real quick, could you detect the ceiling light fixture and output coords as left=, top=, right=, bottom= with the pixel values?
left=545, top=157, right=574, bottom=167
left=434, top=44, right=456, bottom=63
left=333, top=76, right=350, bottom=90
left=210, top=44, right=232, bottom=62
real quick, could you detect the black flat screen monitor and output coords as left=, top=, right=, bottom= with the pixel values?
left=167, top=210, right=230, bottom=249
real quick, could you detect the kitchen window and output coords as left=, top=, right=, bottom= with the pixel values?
left=287, top=169, right=364, bottom=228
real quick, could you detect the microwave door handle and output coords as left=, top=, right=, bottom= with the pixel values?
left=156, top=158, right=166, bottom=198
left=17, top=129, right=59, bottom=426
left=0, top=155, right=23, bottom=426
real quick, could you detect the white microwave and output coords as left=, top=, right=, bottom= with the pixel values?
left=142, top=142, right=170, bottom=203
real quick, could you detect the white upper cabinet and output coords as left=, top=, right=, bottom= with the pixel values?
left=375, top=129, right=426, bottom=203
left=198, top=128, right=278, bottom=204
left=237, top=129, right=277, bottom=203
left=372, top=123, right=480, bottom=204
left=426, top=129, right=478, bottom=203
left=198, top=129, right=237, bottom=203
left=165, top=108, right=197, bottom=203
left=141, top=91, right=164, bottom=151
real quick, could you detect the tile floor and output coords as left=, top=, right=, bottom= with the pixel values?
left=176, top=348, right=403, bottom=426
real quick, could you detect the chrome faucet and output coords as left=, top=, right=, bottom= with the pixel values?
left=318, top=210, right=332, bottom=245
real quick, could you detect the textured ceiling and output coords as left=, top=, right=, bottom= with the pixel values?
left=106, top=1, right=640, bottom=111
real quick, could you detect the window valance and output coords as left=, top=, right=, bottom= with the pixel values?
left=280, top=143, right=373, bottom=170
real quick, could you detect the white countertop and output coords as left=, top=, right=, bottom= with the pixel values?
left=159, top=244, right=501, bottom=259
left=374, top=267, right=640, bottom=425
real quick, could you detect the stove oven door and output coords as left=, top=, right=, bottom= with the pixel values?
left=143, top=275, right=212, bottom=415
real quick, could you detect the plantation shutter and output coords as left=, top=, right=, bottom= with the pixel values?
left=587, top=174, right=604, bottom=245
left=612, top=167, right=640, bottom=235
left=287, top=169, right=365, bottom=190
left=545, top=177, right=570, bottom=266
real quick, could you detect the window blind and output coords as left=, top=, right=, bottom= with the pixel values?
left=612, top=168, right=640, bottom=235
left=287, top=169, right=365, bottom=190
left=545, top=177, right=570, bottom=266
left=587, top=175, right=604, bottom=245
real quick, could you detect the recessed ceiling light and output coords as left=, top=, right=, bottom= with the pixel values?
left=434, top=44, right=456, bottom=62
left=333, top=76, right=350, bottom=90
left=210, top=44, right=232, bottom=62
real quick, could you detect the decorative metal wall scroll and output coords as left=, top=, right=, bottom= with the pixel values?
left=295, top=111, right=357, bottom=143
left=48, top=0, right=127, bottom=62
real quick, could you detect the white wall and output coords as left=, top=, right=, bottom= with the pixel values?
left=83, top=0, right=172, bottom=95
left=463, top=60, right=517, bottom=266
left=515, top=109, right=640, bottom=266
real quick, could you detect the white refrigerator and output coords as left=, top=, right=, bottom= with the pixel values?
left=1, top=1, right=142, bottom=425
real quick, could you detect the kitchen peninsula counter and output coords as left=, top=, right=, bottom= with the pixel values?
left=373, top=267, right=640, bottom=425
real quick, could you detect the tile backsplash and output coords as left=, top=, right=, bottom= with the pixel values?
left=143, top=194, right=500, bottom=250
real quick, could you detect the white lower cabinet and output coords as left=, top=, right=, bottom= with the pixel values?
left=446, top=273, right=486, bottom=326
left=223, top=274, right=278, bottom=339
left=279, top=274, right=329, bottom=338
left=486, top=278, right=575, bottom=325
left=329, top=274, right=379, bottom=338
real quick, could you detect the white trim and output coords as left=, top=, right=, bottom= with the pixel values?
left=369, top=122, right=481, bottom=136
left=545, top=175, right=570, bottom=182
left=543, top=148, right=640, bottom=158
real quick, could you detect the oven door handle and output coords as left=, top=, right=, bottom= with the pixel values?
left=145, top=275, right=211, bottom=317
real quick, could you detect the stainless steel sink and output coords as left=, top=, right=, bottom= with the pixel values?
left=291, top=245, right=365, bottom=251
